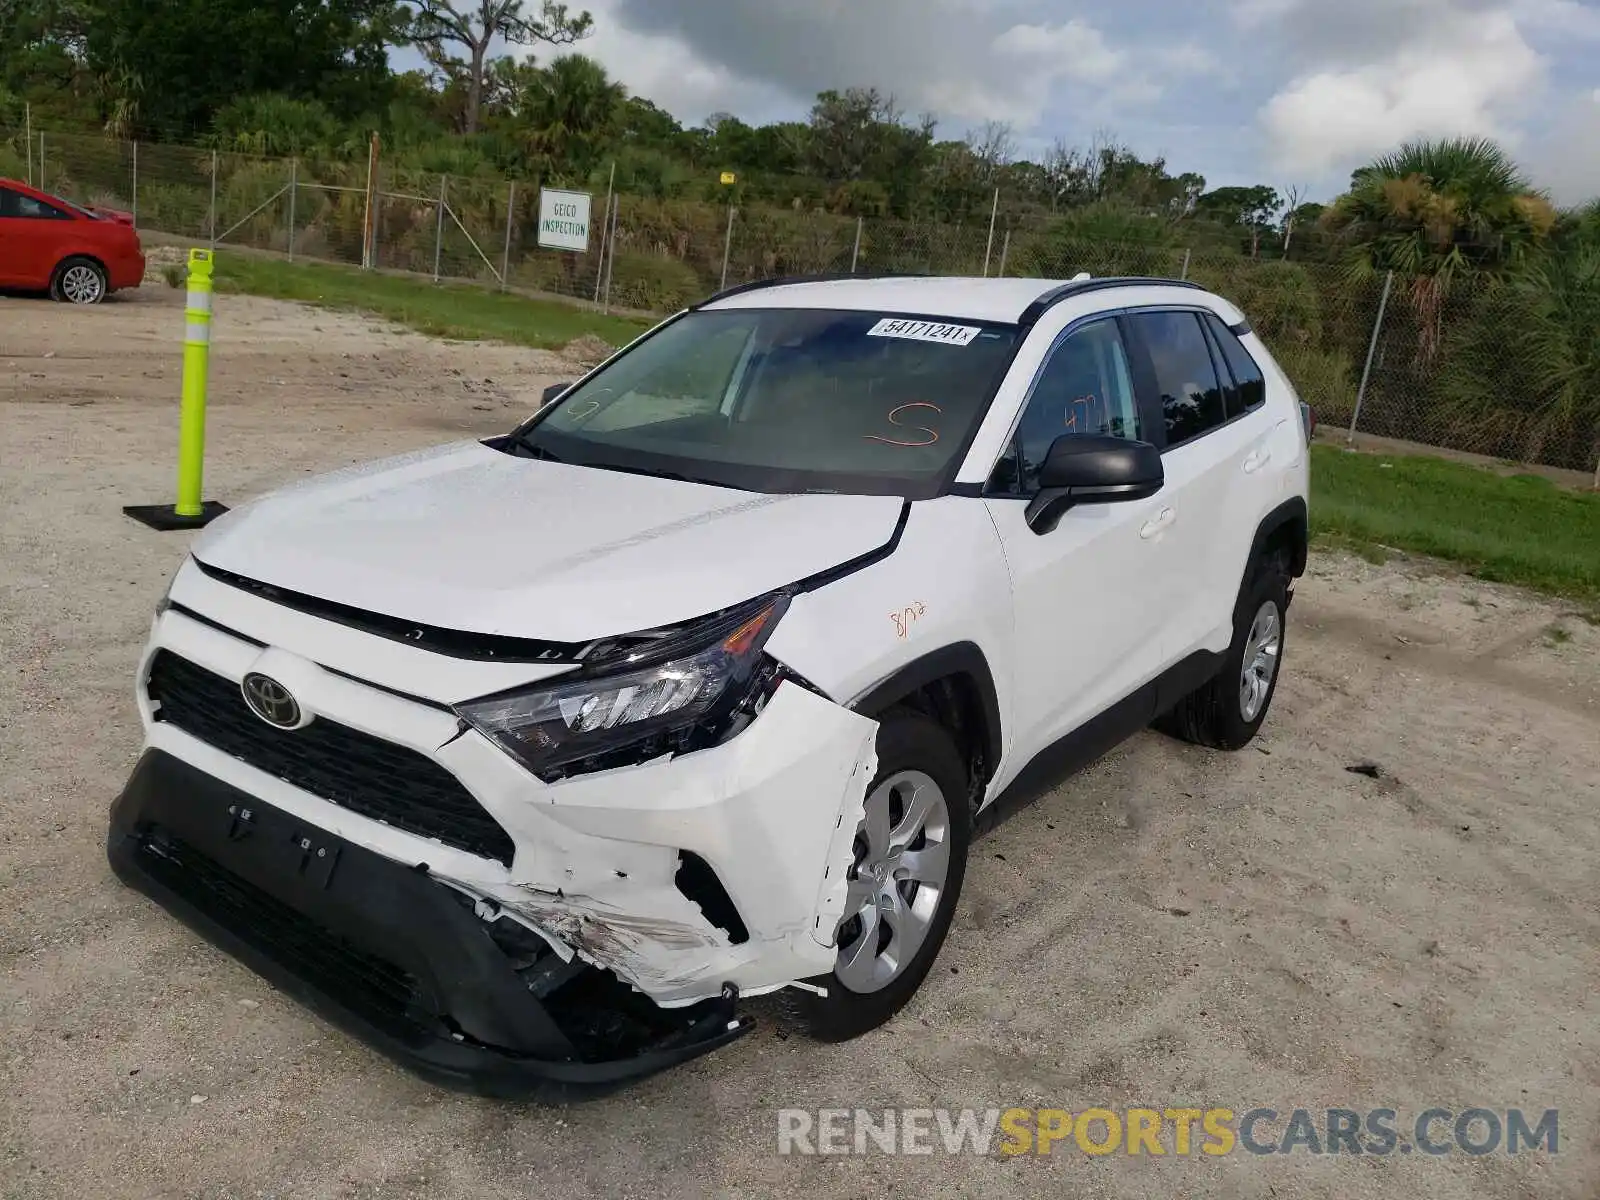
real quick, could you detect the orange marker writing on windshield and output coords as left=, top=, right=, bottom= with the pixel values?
left=865, top=402, right=942, bottom=448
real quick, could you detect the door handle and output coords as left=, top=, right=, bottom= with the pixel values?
left=1139, top=507, right=1175, bottom=540
left=1243, top=448, right=1272, bottom=474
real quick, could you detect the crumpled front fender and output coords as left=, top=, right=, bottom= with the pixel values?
left=439, top=683, right=878, bottom=1005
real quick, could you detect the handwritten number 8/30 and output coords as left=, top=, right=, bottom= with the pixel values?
left=890, top=601, right=927, bottom=639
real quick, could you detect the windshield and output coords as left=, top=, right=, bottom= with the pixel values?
left=517, top=308, right=1021, bottom=497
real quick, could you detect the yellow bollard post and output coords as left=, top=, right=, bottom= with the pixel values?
left=123, top=248, right=230, bottom=530
left=174, top=249, right=213, bottom=517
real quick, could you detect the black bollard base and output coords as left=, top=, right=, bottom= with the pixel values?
left=123, top=502, right=230, bottom=531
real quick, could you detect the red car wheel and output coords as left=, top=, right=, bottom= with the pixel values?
left=51, top=257, right=109, bottom=304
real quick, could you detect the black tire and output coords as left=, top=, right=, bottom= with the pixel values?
left=1160, top=551, right=1291, bottom=750
left=803, top=711, right=971, bottom=1042
left=50, top=256, right=109, bottom=304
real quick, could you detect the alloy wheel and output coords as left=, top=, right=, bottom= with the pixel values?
left=1239, top=600, right=1282, bottom=722
left=60, top=264, right=105, bottom=304
left=834, top=769, right=952, bottom=994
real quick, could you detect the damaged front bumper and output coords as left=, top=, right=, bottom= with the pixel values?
left=109, top=750, right=755, bottom=1100
left=110, top=594, right=880, bottom=1096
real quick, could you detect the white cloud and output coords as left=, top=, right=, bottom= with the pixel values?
left=987, top=20, right=1219, bottom=118
left=1233, top=0, right=1304, bottom=28
left=508, top=0, right=1590, bottom=196
left=582, top=0, right=1200, bottom=135
left=1260, top=10, right=1544, bottom=174
left=1513, top=0, right=1600, bottom=39
left=993, top=20, right=1126, bottom=84
left=1153, top=43, right=1221, bottom=75
left=1525, top=88, right=1600, bottom=203
left=569, top=0, right=793, bottom=127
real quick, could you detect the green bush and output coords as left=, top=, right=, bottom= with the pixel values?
left=1275, top=344, right=1357, bottom=425
left=1191, top=258, right=1324, bottom=345
left=137, top=183, right=210, bottom=238
left=211, top=94, right=342, bottom=157
left=606, top=252, right=704, bottom=311
left=0, top=142, right=26, bottom=180
left=732, top=207, right=855, bottom=280
left=1015, top=230, right=1186, bottom=279
left=858, top=218, right=987, bottom=276
left=216, top=159, right=294, bottom=249
left=1015, top=204, right=1185, bottom=278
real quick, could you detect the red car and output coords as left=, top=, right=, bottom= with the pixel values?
left=0, top=178, right=145, bottom=303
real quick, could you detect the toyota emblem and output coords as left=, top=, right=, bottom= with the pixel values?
left=241, top=672, right=302, bottom=729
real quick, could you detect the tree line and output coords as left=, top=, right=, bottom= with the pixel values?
left=2, top=0, right=1597, bottom=470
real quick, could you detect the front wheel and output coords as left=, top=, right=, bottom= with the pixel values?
left=50, top=256, right=109, bottom=304
left=803, top=711, right=971, bottom=1042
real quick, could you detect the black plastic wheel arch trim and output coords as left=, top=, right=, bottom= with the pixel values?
left=1249, top=496, right=1309, bottom=579
left=848, top=641, right=1003, bottom=783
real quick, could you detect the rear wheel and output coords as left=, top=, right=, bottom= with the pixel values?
left=803, top=711, right=971, bottom=1042
left=50, top=257, right=108, bottom=305
left=1160, top=552, right=1290, bottom=750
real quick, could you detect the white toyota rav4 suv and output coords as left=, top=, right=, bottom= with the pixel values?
left=108, top=274, right=1310, bottom=1098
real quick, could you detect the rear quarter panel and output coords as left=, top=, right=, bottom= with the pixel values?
left=85, top=223, right=144, bottom=289
left=43, top=220, right=143, bottom=291
left=1242, top=332, right=1312, bottom=514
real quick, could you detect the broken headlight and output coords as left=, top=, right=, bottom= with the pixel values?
left=456, top=596, right=793, bottom=782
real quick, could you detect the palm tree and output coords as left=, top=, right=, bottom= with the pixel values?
left=1553, top=198, right=1600, bottom=254
left=1441, top=246, right=1600, bottom=467
left=520, top=53, right=625, bottom=179
left=1322, top=137, right=1557, bottom=357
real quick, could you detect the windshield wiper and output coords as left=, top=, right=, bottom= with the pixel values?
left=505, top=428, right=560, bottom=460
left=577, top=461, right=737, bottom=490
left=505, top=429, right=732, bottom=488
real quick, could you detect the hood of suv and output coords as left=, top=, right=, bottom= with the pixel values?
left=191, top=440, right=905, bottom=642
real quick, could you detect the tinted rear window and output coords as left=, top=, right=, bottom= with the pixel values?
left=1204, top=313, right=1266, bottom=415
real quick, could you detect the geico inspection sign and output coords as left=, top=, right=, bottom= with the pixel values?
left=537, top=188, right=591, bottom=252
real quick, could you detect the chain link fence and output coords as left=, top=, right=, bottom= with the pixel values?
left=6, top=126, right=1597, bottom=479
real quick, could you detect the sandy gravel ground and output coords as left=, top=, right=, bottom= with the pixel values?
left=2, top=288, right=1597, bottom=1200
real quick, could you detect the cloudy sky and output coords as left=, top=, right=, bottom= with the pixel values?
left=554, top=0, right=1600, bottom=204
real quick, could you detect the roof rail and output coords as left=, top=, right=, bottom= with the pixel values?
left=692, top=271, right=924, bottom=309
left=692, top=271, right=1205, bottom=323
left=1017, top=275, right=1203, bottom=327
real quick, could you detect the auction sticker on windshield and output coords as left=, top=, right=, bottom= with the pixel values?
left=866, top=318, right=983, bottom=346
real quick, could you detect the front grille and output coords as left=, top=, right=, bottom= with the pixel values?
left=146, top=650, right=516, bottom=866
left=137, top=830, right=424, bottom=1031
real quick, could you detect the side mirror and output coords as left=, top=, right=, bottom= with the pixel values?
left=540, top=381, right=574, bottom=407
left=1025, top=434, right=1164, bottom=535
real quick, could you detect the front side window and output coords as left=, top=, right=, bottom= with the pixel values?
left=520, top=308, right=1021, bottom=497
left=1131, top=311, right=1227, bottom=448
left=991, top=319, right=1139, bottom=494
left=0, top=189, right=71, bottom=220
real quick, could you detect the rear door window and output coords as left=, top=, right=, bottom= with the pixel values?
left=1203, top=313, right=1267, bottom=416
left=1129, top=311, right=1227, bottom=448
